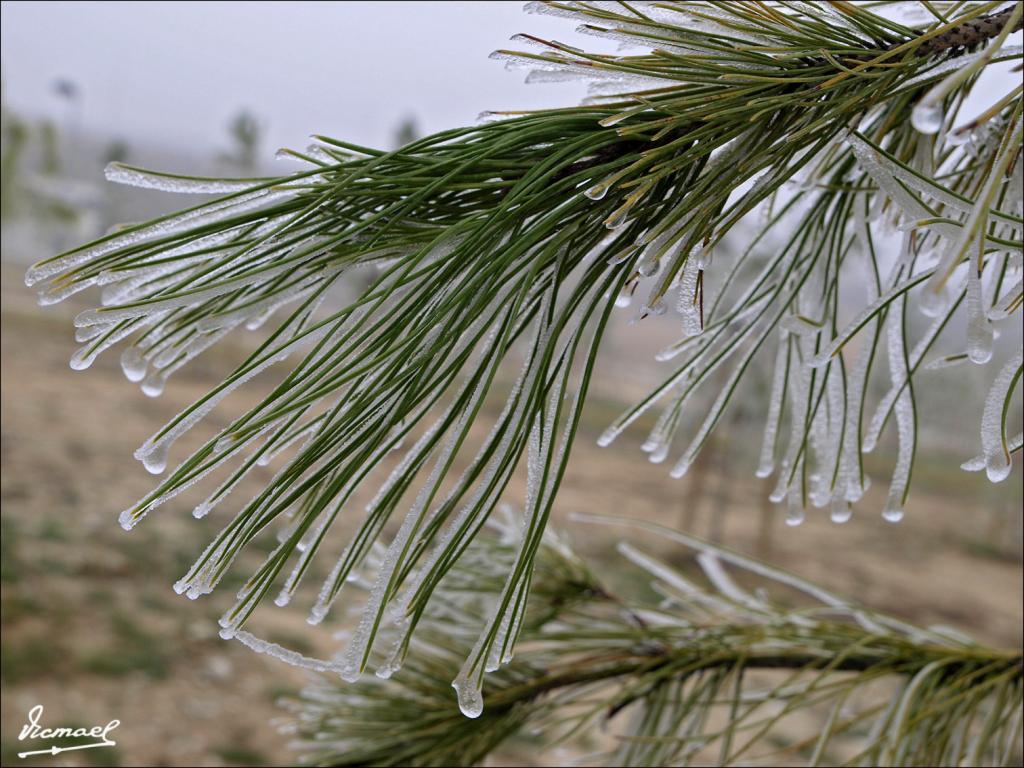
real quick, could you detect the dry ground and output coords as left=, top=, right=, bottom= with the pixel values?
left=2, top=263, right=1021, bottom=767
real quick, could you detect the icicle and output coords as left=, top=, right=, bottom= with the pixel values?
left=105, top=162, right=263, bottom=194
left=785, top=490, right=805, bottom=526
left=338, top=377, right=486, bottom=681
left=68, top=318, right=148, bottom=371
left=881, top=296, right=915, bottom=522
left=830, top=496, right=852, bottom=524
left=847, top=133, right=931, bottom=223
left=25, top=188, right=291, bottom=286
left=120, top=346, right=148, bottom=382
left=863, top=294, right=960, bottom=453
left=676, top=256, right=702, bottom=337
left=837, top=203, right=879, bottom=504
left=674, top=316, right=779, bottom=481
left=911, top=101, right=943, bottom=135
left=230, top=631, right=337, bottom=672
left=451, top=676, right=484, bottom=719
left=811, top=366, right=846, bottom=507
left=133, top=331, right=321, bottom=476
left=37, top=275, right=100, bottom=306
left=966, top=268, right=993, bottom=364
left=979, top=348, right=1023, bottom=482
left=769, top=344, right=812, bottom=503
left=962, top=431, right=1022, bottom=472
left=73, top=262, right=300, bottom=327
left=756, top=331, right=789, bottom=478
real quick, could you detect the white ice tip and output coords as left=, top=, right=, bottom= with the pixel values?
left=985, top=456, right=1012, bottom=483
left=882, top=507, right=904, bottom=523
left=141, top=375, right=166, bottom=398
left=120, top=347, right=148, bottom=382
left=219, top=627, right=236, bottom=640
left=142, top=456, right=166, bottom=475
left=911, top=101, right=942, bottom=135
left=118, top=509, right=138, bottom=531
left=452, top=680, right=484, bottom=719
left=338, top=664, right=361, bottom=683
left=960, top=455, right=985, bottom=472
left=69, top=348, right=95, bottom=371
left=830, top=507, right=852, bottom=524
left=138, top=442, right=169, bottom=475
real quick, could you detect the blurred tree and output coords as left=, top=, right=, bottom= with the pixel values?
left=392, top=114, right=420, bottom=148
left=103, top=139, right=130, bottom=166
left=219, top=109, right=262, bottom=174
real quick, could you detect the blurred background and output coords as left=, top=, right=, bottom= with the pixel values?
left=1, top=2, right=1021, bottom=766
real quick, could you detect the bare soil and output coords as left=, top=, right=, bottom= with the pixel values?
left=2, top=264, right=1020, bottom=767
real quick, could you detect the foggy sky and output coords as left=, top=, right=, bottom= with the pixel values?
left=1, top=1, right=596, bottom=153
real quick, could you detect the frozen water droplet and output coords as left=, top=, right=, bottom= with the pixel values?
left=980, top=351, right=1022, bottom=484
left=597, top=426, right=620, bottom=448
left=785, top=493, right=804, bottom=526
left=911, top=100, right=942, bottom=135
left=830, top=498, right=852, bottom=524
left=966, top=273, right=993, bottom=364
left=638, top=257, right=660, bottom=278
left=604, top=209, right=628, bottom=230
left=882, top=506, right=904, bottom=523
left=985, top=453, right=1012, bottom=483
left=669, top=454, right=691, bottom=479
left=141, top=443, right=169, bottom=475
left=584, top=182, right=609, bottom=200
left=614, top=291, right=632, bottom=308
left=119, top=508, right=139, bottom=531
left=120, top=346, right=148, bottom=382
left=452, top=677, right=484, bottom=719
left=648, top=442, right=669, bottom=464
left=69, top=346, right=96, bottom=371
left=141, top=370, right=166, bottom=398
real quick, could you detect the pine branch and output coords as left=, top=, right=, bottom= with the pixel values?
left=282, top=517, right=1023, bottom=767
left=918, top=6, right=1024, bottom=55
left=26, top=0, right=1024, bottom=708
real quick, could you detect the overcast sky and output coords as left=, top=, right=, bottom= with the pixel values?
left=1, top=1, right=599, bottom=153
left=3, top=2, right=1018, bottom=157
